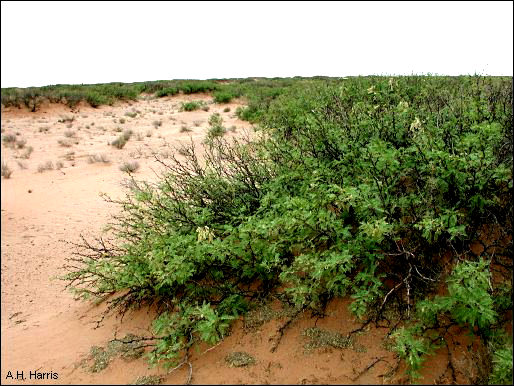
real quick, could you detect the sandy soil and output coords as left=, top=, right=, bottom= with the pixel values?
left=1, top=95, right=477, bottom=384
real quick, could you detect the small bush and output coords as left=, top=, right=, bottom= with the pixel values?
left=64, top=130, right=76, bottom=138
left=225, top=352, right=255, bottom=367
left=111, top=134, right=129, bottom=149
left=119, top=118, right=126, bottom=124
left=208, top=112, right=223, bottom=128
left=180, top=125, right=192, bottom=133
left=152, top=120, right=162, bottom=128
left=38, top=127, right=50, bottom=133
left=223, top=107, right=231, bottom=112
left=55, top=161, right=64, bottom=170
left=119, top=161, right=139, bottom=173
left=180, top=101, right=202, bottom=112
left=125, top=111, right=137, bottom=118
left=1, top=162, right=12, bottom=178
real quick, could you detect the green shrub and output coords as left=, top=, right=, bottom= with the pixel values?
left=179, top=81, right=218, bottom=94
left=86, top=92, right=110, bottom=107
left=180, top=101, right=202, bottom=112
left=213, top=91, right=234, bottom=104
left=155, top=87, right=179, bottom=98
left=61, top=76, right=513, bottom=374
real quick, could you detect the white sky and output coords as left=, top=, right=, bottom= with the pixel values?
left=1, top=1, right=513, bottom=88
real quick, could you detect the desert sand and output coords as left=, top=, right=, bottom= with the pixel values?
left=1, top=95, right=473, bottom=384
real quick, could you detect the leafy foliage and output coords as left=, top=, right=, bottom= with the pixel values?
left=61, top=76, right=512, bottom=377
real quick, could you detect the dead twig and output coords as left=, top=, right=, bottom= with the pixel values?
left=351, top=356, right=386, bottom=381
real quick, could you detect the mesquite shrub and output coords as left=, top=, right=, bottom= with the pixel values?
left=62, top=76, right=512, bottom=379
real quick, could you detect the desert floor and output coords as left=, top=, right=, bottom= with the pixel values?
left=1, top=95, right=471, bottom=384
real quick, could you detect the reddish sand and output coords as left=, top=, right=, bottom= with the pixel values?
left=1, top=95, right=481, bottom=384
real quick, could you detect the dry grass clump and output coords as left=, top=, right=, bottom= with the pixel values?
left=37, top=161, right=54, bottom=173
left=1, top=162, right=13, bottom=178
left=301, top=327, right=353, bottom=351
left=87, top=154, right=110, bottom=164
left=111, top=129, right=133, bottom=149
left=152, top=120, right=162, bottom=128
left=17, top=161, right=27, bottom=170
left=64, top=151, right=75, bottom=161
left=131, top=375, right=163, bottom=385
left=225, top=352, right=256, bottom=367
left=55, top=161, right=64, bottom=170
left=193, top=120, right=202, bottom=127
left=39, top=126, right=50, bottom=133
left=119, top=161, right=139, bottom=173
left=223, top=107, right=231, bottom=112
left=125, top=111, right=137, bottom=118
left=243, top=302, right=297, bottom=330
left=145, top=130, right=152, bottom=138
left=180, top=125, right=192, bottom=133
left=82, top=334, right=146, bottom=374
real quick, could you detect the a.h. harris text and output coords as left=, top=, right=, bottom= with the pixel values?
left=5, top=370, right=59, bottom=381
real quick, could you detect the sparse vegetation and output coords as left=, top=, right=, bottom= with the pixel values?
left=81, top=334, right=146, bottom=373
left=2, top=133, right=17, bottom=147
left=37, top=161, right=54, bottom=173
left=301, top=327, right=353, bottom=351
left=64, top=130, right=76, bottom=138
left=152, top=120, right=162, bottom=128
left=206, top=112, right=226, bottom=140
left=225, top=352, right=256, bottom=367
left=132, top=375, right=163, bottom=385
